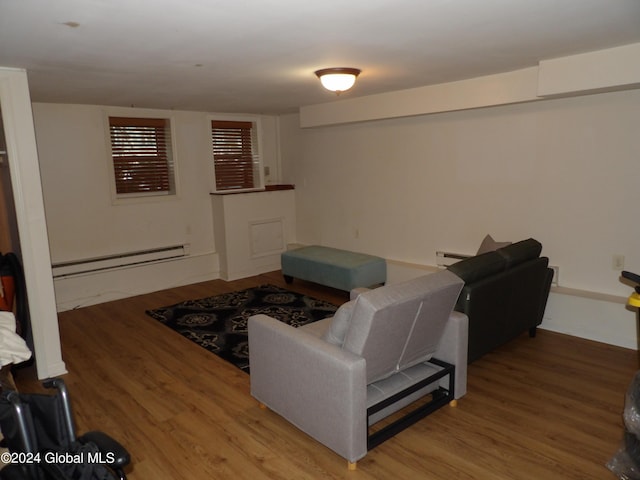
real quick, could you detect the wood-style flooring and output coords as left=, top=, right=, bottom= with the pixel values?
left=15, top=271, right=639, bottom=479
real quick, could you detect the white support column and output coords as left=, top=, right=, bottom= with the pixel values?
left=0, top=67, right=66, bottom=379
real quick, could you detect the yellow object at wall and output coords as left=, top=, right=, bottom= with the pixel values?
left=629, top=292, right=640, bottom=308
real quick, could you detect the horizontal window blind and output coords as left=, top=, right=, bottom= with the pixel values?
left=211, top=120, right=256, bottom=191
left=109, top=117, right=174, bottom=195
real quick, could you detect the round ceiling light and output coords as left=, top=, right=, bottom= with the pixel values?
left=314, top=67, right=361, bottom=94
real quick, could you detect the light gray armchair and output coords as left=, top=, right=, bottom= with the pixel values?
left=248, top=269, right=468, bottom=469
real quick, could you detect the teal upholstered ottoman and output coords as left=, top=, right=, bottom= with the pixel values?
left=281, top=245, right=386, bottom=291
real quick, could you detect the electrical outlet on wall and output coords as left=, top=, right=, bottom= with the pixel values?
left=550, top=266, right=559, bottom=287
left=613, top=254, right=625, bottom=270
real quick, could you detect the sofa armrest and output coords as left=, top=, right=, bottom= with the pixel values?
left=433, top=311, right=468, bottom=398
left=248, top=314, right=368, bottom=463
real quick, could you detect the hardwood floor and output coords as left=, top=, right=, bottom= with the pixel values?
left=15, top=271, right=639, bottom=479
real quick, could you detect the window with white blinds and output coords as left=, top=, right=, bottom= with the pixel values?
left=211, top=120, right=261, bottom=192
left=109, top=116, right=176, bottom=196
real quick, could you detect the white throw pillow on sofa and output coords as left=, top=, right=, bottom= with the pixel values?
left=323, top=300, right=356, bottom=346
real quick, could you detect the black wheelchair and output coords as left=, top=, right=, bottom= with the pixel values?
left=0, top=378, right=130, bottom=480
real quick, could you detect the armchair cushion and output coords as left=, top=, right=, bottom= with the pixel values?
left=334, top=270, right=464, bottom=384
left=447, top=251, right=506, bottom=285
left=496, top=238, right=542, bottom=268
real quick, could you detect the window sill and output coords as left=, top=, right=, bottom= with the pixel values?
left=265, top=184, right=295, bottom=191
left=210, top=184, right=294, bottom=195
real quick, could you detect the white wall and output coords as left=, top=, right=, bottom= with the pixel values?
left=280, top=89, right=640, bottom=349
left=26, top=43, right=640, bottom=350
left=32, top=103, right=282, bottom=310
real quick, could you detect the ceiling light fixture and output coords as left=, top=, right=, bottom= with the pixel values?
left=314, top=67, right=361, bottom=94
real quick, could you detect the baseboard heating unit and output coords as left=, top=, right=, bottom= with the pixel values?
left=52, top=244, right=189, bottom=279
left=435, top=251, right=471, bottom=268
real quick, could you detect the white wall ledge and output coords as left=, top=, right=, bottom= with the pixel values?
left=300, top=43, right=640, bottom=128
left=538, top=43, right=640, bottom=97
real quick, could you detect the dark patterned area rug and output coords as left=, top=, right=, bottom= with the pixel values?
left=145, top=284, right=338, bottom=373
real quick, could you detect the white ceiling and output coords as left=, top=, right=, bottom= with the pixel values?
left=1, top=0, right=640, bottom=115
